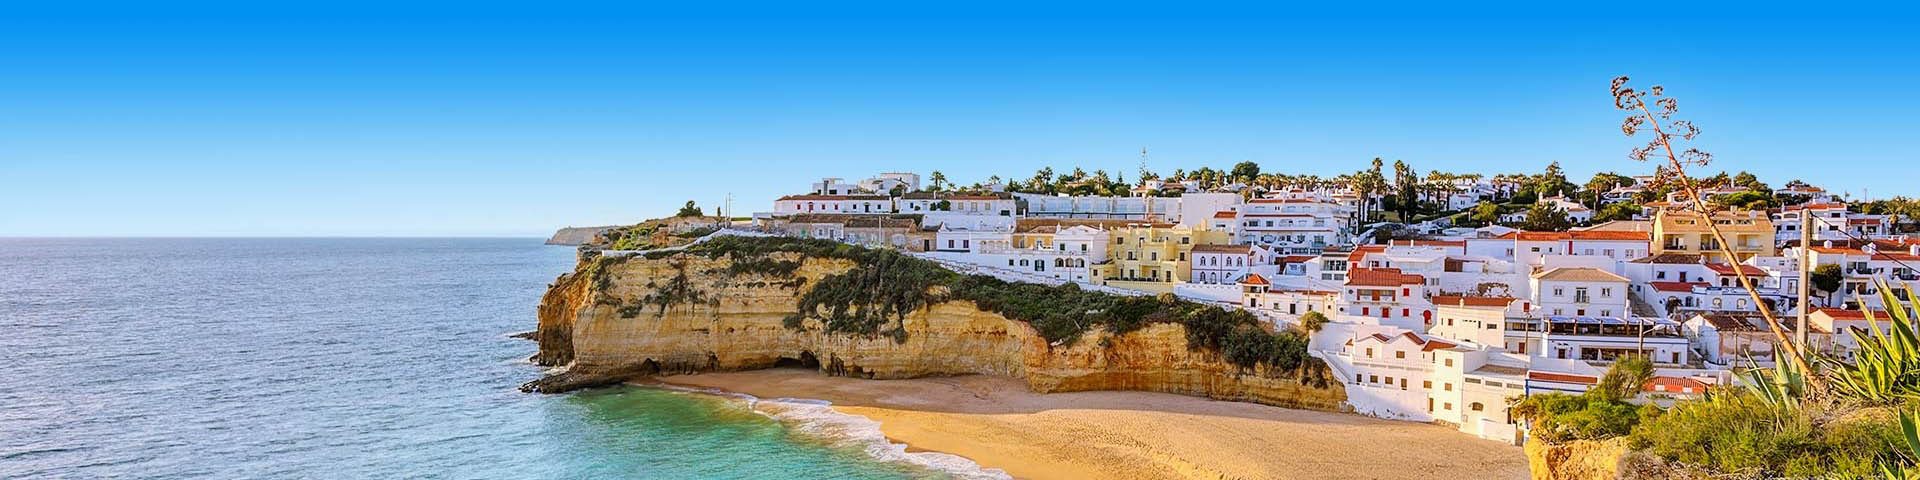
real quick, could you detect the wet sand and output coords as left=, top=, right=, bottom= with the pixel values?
left=658, top=369, right=1528, bottom=480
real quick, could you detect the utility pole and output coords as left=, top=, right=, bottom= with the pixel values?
left=1798, top=207, right=1812, bottom=349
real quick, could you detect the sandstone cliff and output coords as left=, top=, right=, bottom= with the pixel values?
left=545, top=226, right=617, bottom=245
left=525, top=250, right=1344, bottom=412
left=1524, top=437, right=1719, bottom=480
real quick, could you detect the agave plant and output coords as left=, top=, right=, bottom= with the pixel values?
left=1824, top=279, right=1920, bottom=405
left=1877, top=409, right=1920, bottom=480
left=1742, top=353, right=1810, bottom=415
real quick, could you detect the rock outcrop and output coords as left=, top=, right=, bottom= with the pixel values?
left=524, top=251, right=1344, bottom=412
left=545, top=226, right=618, bottom=245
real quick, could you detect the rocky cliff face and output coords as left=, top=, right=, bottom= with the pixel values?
left=525, top=251, right=1344, bottom=412
left=545, top=226, right=617, bottom=245
left=1524, top=438, right=1716, bottom=480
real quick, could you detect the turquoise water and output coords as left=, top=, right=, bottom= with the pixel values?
left=0, top=238, right=951, bottom=478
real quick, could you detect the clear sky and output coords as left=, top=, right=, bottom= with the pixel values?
left=3, top=3, right=1916, bottom=237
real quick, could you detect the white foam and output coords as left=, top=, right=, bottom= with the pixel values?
left=643, top=383, right=1011, bottom=480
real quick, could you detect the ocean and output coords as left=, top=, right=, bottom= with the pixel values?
left=0, top=238, right=975, bottom=479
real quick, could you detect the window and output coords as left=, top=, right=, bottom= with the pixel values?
left=1369, top=375, right=1378, bottom=383
left=1423, top=380, right=1432, bottom=389
left=1395, top=351, right=1405, bottom=359
left=1444, top=359, right=1454, bottom=367
left=1553, top=287, right=1564, bottom=297
left=1471, top=402, right=1484, bottom=412
left=1365, top=348, right=1373, bottom=358
left=1445, top=383, right=1453, bottom=391
left=1444, top=402, right=1453, bottom=410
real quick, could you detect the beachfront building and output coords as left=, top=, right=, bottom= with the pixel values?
left=1336, top=267, right=1435, bottom=331
left=1811, top=308, right=1896, bottom=361
left=1011, top=191, right=1245, bottom=228
left=1232, top=193, right=1355, bottom=254
left=1798, top=240, right=1920, bottom=310
left=1681, top=313, right=1835, bottom=367
left=898, top=191, right=1017, bottom=216
left=773, top=194, right=896, bottom=215
left=1623, top=255, right=1793, bottom=318
left=1652, top=210, right=1776, bottom=263
left=857, top=172, right=921, bottom=195
left=1529, top=267, right=1630, bottom=318
left=1094, top=223, right=1233, bottom=293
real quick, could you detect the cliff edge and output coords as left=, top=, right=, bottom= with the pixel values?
left=523, top=239, right=1344, bottom=412
left=545, top=226, right=617, bottom=245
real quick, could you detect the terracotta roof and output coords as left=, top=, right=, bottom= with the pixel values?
left=1498, top=231, right=1651, bottom=241
left=1808, top=247, right=1920, bottom=262
left=1529, top=372, right=1599, bottom=384
left=1192, top=244, right=1251, bottom=254
left=1388, top=240, right=1466, bottom=247
left=1532, top=267, right=1629, bottom=283
left=1704, top=263, right=1767, bottom=276
left=778, top=194, right=891, bottom=201
left=1850, top=218, right=1886, bottom=225
left=1278, top=255, right=1318, bottom=264
left=1650, top=281, right=1707, bottom=292
left=1240, top=274, right=1270, bottom=286
left=1346, top=267, right=1425, bottom=287
left=1643, top=376, right=1709, bottom=393
left=1631, top=253, right=1704, bottom=264
left=1782, top=202, right=1847, bottom=211
left=1813, top=308, right=1889, bottom=320
left=1351, top=331, right=1456, bottom=351
left=1348, top=245, right=1386, bottom=262
left=1212, top=211, right=1238, bottom=219
left=1431, top=295, right=1516, bottom=308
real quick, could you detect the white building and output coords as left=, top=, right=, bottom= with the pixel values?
left=1530, top=267, right=1630, bottom=318
left=773, top=194, right=895, bottom=215
left=898, top=192, right=1017, bottom=216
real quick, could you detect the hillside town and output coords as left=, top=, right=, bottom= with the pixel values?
left=731, top=165, right=1920, bottom=444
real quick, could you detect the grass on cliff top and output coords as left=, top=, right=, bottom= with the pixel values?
left=658, top=235, right=1312, bottom=375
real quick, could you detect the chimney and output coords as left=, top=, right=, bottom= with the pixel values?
left=1823, top=240, right=1834, bottom=249
left=1910, top=244, right=1919, bottom=257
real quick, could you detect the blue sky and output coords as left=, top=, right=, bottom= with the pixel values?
left=3, top=3, right=1916, bottom=236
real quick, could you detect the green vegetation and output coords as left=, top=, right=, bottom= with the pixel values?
left=1513, top=356, right=1658, bottom=443
left=676, top=200, right=703, bottom=217
left=1300, top=310, right=1329, bottom=333
left=1518, top=202, right=1572, bottom=231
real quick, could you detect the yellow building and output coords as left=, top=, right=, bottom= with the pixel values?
left=1094, top=222, right=1232, bottom=292
left=1652, top=210, right=1775, bottom=263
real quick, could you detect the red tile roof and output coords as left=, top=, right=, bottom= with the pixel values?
left=1346, top=267, right=1425, bottom=287
left=1528, top=372, right=1598, bottom=384
left=1642, top=376, right=1709, bottom=393
left=1813, top=308, right=1890, bottom=320
left=778, top=194, right=891, bottom=201
left=1431, top=295, right=1517, bottom=308
left=1212, top=211, right=1238, bottom=219
left=1347, top=245, right=1385, bottom=262
left=1278, top=255, right=1318, bottom=264
left=1704, top=263, right=1767, bottom=276
left=1192, top=244, right=1251, bottom=254
left=1498, top=231, right=1651, bottom=241
left=1240, top=274, right=1270, bottom=286
left=1650, top=281, right=1708, bottom=293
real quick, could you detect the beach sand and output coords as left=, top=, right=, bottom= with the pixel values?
left=658, top=368, right=1528, bottom=480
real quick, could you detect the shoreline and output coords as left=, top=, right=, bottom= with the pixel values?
left=653, top=368, right=1527, bottom=480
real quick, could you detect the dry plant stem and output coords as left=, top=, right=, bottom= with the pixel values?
left=1635, top=102, right=1821, bottom=390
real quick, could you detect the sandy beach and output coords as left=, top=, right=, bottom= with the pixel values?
left=658, top=368, right=1527, bottom=480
